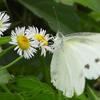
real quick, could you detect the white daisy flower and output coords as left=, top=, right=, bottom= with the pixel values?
left=26, top=26, right=54, bottom=56
left=9, top=27, right=38, bottom=59
left=0, top=12, right=11, bottom=36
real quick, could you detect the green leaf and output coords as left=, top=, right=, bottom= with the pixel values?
left=74, top=0, right=100, bottom=12
left=75, top=94, right=88, bottom=100
left=14, top=76, right=65, bottom=100
left=0, top=36, right=10, bottom=45
left=55, top=0, right=74, bottom=5
left=0, top=69, right=11, bottom=84
left=90, top=12, right=100, bottom=21
left=55, top=0, right=100, bottom=12
left=77, top=12, right=100, bottom=32
left=10, top=77, right=68, bottom=100
left=57, top=91, right=68, bottom=100
left=18, top=0, right=81, bottom=34
left=0, top=93, right=22, bottom=100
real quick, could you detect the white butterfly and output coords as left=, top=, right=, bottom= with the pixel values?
left=51, top=32, right=100, bottom=98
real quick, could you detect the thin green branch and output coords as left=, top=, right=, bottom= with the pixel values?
left=0, top=56, right=23, bottom=71
left=0, top=46, right=14, bottom=58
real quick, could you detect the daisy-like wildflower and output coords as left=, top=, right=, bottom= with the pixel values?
left=26, top=26, right=54, bottom=56
left=9, top=27, right=38, bottom=59
left=0, top=12, right=11, bottom=36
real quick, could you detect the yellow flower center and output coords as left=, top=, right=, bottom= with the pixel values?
left=17, top=35, right=30, bottom=50
left=0, top=20, right=3, bottom=28
left=34, top=34, right=48, bottom=46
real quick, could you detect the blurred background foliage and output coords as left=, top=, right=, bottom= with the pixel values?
left=0, top=0, right=100, bottom=100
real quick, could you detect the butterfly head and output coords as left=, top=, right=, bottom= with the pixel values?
left=52, top=31, right=64, bottom=51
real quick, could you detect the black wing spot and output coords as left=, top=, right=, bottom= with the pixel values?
left=85, top=64, right=90, bottom=69
left=95, top=58, right=100, bottom=63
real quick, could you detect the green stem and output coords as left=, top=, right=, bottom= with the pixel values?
left=87, top=84, right=99, bottom=100
left=39, top=56, right=50, bottom=84
left=0, top=56, right=23, bottom=71
left=0, top=46, right=14, bottom=58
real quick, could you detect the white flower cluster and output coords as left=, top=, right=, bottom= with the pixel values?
left=0, top=12, right=11, bottom=36
left=0, top=12, right=55, bottom=59
left=10, top=26, right=54, bottom=59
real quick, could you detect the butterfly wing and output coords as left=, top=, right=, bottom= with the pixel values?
left=74, top=40, right=100, bottom=79
left=51, top=39, right=85, bottom=97
left=65, top=33, right=100, bottom=79
left=51, top=45, right=74, bottom=97
left=51, top=33, right=100, bottom=97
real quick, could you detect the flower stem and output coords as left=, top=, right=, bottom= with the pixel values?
left=86, top=84, right=99, bottom=100
left=0, top=46, right=14, bottom=58
left=39, top=56, right=50, bottom=84
left=0, top=56, right=23, bottom=71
